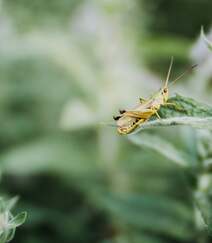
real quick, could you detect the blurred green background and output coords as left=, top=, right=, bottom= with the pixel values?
left=0, top=0, right=212, bottom=242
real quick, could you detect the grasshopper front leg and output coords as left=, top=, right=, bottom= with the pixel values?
left=155, top=111, right=161, bottom=119
left=163, top=102, right=185, bottom=112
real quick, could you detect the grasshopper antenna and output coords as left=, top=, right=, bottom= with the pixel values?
left=165, top=56, right=174, bottom=87
left=168, top=64, right=198, bottom=87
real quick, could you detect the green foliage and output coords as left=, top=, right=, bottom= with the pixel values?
left=201, top=27, right=212, bottom=51
left=99, top=193, right=193, bottom=240
left=0, top=0, right=211, bottom=243
left=139, top=0, right=212, bottom=38
left=163, top=94, right=212, bottom=118
left=140, top=36, right=191, bottom=75
left=0, top=197, right=27, bottom=243
left=128, top=94, right=212, bottom=239
left=3, top=0, right=81, bottom=30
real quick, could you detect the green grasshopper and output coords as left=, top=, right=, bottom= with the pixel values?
left=113, top=58, right=197, bottom=135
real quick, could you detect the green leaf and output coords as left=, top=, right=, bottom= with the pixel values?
left=6, top=197, right=19, bottom=211
left=0, top=198, right=7, bottom=213
left=130, top=94, right=212, bottom=135
left=194, top=191, right=209, bottom=226
left=101, top=232, right=165, bottom=243
left=10, top=212, right=27, bottom=227
left=128, top=134, right=192, bottom=167
left=201, top=27, right=212, bottom=51
left=1, top=135, right=97, bottom=176
left=99, top=193, right=193, bottom=241
left=5, top=228, right=16, bottom=242
left=0, top=231, right=8, bottom=243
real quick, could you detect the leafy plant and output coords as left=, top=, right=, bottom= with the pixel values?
left=0, top=1, right=211, bottom=242
left=128, top=94, right=212, bottom=239
left=0, top=197, right=27, bottom=243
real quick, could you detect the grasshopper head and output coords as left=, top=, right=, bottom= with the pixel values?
left=161, top=87, right=169, bottom=102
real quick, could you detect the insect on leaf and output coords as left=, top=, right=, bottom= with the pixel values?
left=130, top=94, right=212, bottom=135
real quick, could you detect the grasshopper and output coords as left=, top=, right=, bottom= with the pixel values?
left=113, top=58, right=197, bottom=135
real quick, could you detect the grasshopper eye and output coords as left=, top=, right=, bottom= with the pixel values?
left=163, top=88, right=168, bottom=93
